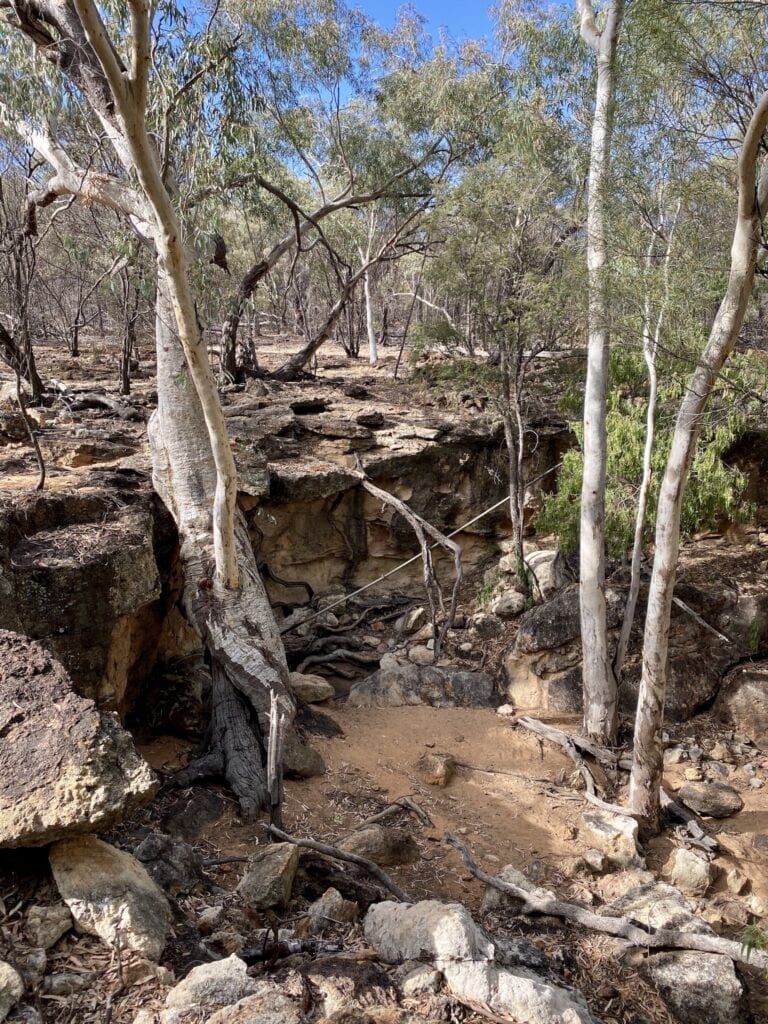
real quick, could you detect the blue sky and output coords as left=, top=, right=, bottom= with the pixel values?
left=358, top=0, right=494, bottom=42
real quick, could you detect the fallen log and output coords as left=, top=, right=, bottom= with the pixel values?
left=445, top=833, right=761, bottom=967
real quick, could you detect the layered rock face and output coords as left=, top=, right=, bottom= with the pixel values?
left=0, top=631, right=157, bottom=847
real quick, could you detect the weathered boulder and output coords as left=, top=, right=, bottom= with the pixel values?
left=489, top=590, right=527, bottom=620
left=666, top=848, right=713, bottom=895
left=0, top=963, right=24, bottom=1022
left=206, top=987, right=307, bottom=1024
left=515, top=586, right=624, bottom=655
left=49, top=836, right=172, bottom=961
left=302, top=956, right=399, bottom=1017
left=349, top=654, right=495, bottom=709
left=288, top=671, right=336, bottom=704
left=676, top=781, right=744, bottom=818
left=339, top=825, right=419, bottom=867
left=582, top=810, right=644, bottom=869
left=364, top=901, right=598, bottom=1024
left=416, top=751, right=456, bottom=787
left=638, top=951, right=749, bottom=1024
left=236, top=844, right=300, bottom=910
left=0, top=631, right=157, bottom=848
left=717, top=662, right=768, bottom=747
left=164, top=955, right=260, bottom=1013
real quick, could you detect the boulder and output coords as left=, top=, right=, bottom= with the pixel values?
left=638, top=952, right=749, bottom=1024
left=522, top=548, right=568, bottom=600
left=676, top=781, right=744, bottom=818
left=717, top=662, right=768, bottom=748
left=206, top=987, right=307, bottom=1024
left=490, top=590, right=527, bottom=620
left=349, top=655, right=495, bottom=709
left=49, top=836, right=172, bottom=961
left=236, top=844, right=300, bottom=910
left=0, top=631, right=157, bottom=848
left=582, top=810, right=644, bottom=869
left=0, top=963, right=24, bottom=1022
left=288, top=672, right=336, bottom=704
left=407, top=645, right=434, bottom=666
left=25, top=905, right=72, bottom=950
left=364, top=901, right=598, bottom=1024
left=667, top=848, right=712, bottom=895
left=339, top=825, right=419, bottom=867
left=283, top=729, right=326, bottom=778
left=302, top=956, right=399, bottom=1017
left=165, top=955, right=259, bottom=1013
left=515, top=586, right=624, bottom=655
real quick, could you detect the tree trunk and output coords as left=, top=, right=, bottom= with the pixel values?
left=149, top=272, right=295, bottom=817
left=578, top=0, right=625, bottom=745
left=364, top=267, right=378, bottom=367
left=629, top=92, right=768, bottom=830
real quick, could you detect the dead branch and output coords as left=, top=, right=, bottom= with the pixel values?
left=354, top=467, right=462, bottom=659
left=444, top=832, right=768, bottom=969
left=269, top=825, right=408, bottom=902
left=15, top=371, right=45, bottom=490
left=359, top=796, right=434, bottom=828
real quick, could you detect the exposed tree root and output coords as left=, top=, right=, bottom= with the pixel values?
left=445, top=833, right=767, bottom=969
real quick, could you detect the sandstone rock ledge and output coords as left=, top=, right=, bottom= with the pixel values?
left=0, top=630, right=157, bottom=847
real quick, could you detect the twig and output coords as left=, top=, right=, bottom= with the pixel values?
left=359, top=796, right=433, bottom=828
left=267, top=692, right=286, bottom=829
left=15, top=370, right=44, bottom=489
left=446, top=833, right=764, bottom=965
left=269, top=825, right=409, bottom=902
left=296, top=649, right=380, bottom=673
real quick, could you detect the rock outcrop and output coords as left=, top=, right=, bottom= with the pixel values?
left=0, top=631, right=157, bottom=847
left=349, top=654, right=495, bottom=708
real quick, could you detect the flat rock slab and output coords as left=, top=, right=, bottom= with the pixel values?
left=50, top=836, right=172, bottom=961
left=0, top=631, right=157, bottom=847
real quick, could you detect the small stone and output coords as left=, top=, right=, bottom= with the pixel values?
left=236, top=844, right=300, bottom=910
left=307, top=888, right=359, bottom=933
left=710, top=742, right=733, bottom=763
left=582, top=849, right=605, bottom=874
left=490, top=591, right=527, bottom=620
left=206, top=987, right=305, bottom=1024
left=339, top=825, right=419, bottom=866
left=664, top=746, right=687, bottom=765
left=402, top=607, right=427, bottom=634
left=197, top=906, right=225, bottom=935
left=688, top=745, right=704, bottom=763
left=0, top=962, right=24, bottom=1021
left=583, top=810, right=644, bottom=869
left=401, top=963, right=443, bottom=996
left=725, top=867, right=749, bottom=895
left=25, top=905, right=72, bottom=949
left=684, top=767, right=703, bottom=781
left=288, top=672, right=335, bottom=704
left=667, top=848, right=712, bottom=896
left=459, top=642, right=475, bottom=655
left=472, top=613, right=503, bottom=638
left=18, top=950, right=46, bottom=989
left=677, top=781, right=744, bottom=818
left=408, top=645, right=434, bottom=666
left=747, top=894, right=768, bottom=919
left=750, top=777, right=764, bottom=789
left=43, top=972, right=95, bottom=996
left=416, top=751, right=456, bottom=787
left=496, top=703, right=515, bottom=716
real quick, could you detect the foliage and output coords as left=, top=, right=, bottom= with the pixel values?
left=539, top=351, right=756, bottom=556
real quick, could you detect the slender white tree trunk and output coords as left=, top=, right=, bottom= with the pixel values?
left=577, top=0, right=625, bottom=744
left=629, top=93, right=768, bottom=830
left=364, top=268, right=378, bottom=367
left=614, top=202, right=680, bottom=680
